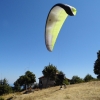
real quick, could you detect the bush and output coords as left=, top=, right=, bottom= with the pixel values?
left=71, top=76, right=84, bottom=84
left=55, top=77, right=61, bottom=85
left=84, top=74, right=94, bottom=82
left=63, top=78, right=69, bottom=85
left=0, top=97, right=4, bottom=100
left=0, top=78, right=12, bottom=95
left=0, top=85, right=12, bottom=95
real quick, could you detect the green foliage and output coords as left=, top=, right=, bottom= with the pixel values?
left=71, top=76, right=83, bottom=84
left=94, top=50, right=100, bottom=79
left=84, top=74, right=94, bottom=82
left=55, top=71, right=66, bottom=85
left=91, top=78, right=99, bottom=81
left=14, top=71, right=36, bottom=91
left=42, top=63, right=58, bottom=87
left=63, top=78, right=69, bottom=85
left=97, top=75, right=100, bottom=79
left=55, top=77, right=61, bottom=85
left=0, top=85, right=12, bottom=95
left=13, top=80, right=21, bottom=92
left=25, top=71, right=36, bottom=85
left=0, top=78, right=12, bottom=95
left=42, top=63, right=57, bottom=80
left=58, top=71, right=64, bottom=75
left=0, top=97, right=4, bottom=100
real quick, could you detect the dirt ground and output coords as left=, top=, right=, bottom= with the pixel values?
left=2, top=81, right=100, bottom=100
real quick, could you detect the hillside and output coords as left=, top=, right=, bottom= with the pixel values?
left=2, top=81, right=100, bottom=100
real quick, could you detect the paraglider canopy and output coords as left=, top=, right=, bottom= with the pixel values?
left=45, top=3, right=77, bottom=52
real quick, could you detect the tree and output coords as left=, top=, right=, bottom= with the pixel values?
left=42, top=63, right=58, bottom=88
left=13, top=79, right=21, bottom=92
left=84, top=74, right=94, bottom=82
left=63, top=78, right=69, bottom=85
left=0, top=78, right=12, bottom=95
left=94, top=50, right=100, bottom=79
left=71, top=76, right=83, bottom=84
left=25, top=71, right=36, bottom=88
left=58, top=71, right=64, bottom=75
left=14, top=71, right=36, bottom=91
left=55, top=71, right=65, bottom=86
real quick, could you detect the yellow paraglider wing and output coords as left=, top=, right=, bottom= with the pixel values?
left=45, top=3, right=77, bottom=52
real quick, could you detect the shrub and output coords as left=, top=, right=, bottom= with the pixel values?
left=71, top=76, right=84, bottom=84
left=84, top=74, right=94, bottom=82
left=63, top=78, right=69, bottom=85
left=0, top=85, right=12, bottom=95
left=0, top=97, right=4, bottom=100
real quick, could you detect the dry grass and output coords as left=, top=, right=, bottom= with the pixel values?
left=2, top=81, right=100, bottom=100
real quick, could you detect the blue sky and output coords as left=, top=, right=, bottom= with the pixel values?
left=0, top=0, right=100, bottom=85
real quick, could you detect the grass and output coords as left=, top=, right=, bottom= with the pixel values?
left=2, top=81, right=100, bottom=100
left=0, top=97, right=4, bottom=100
